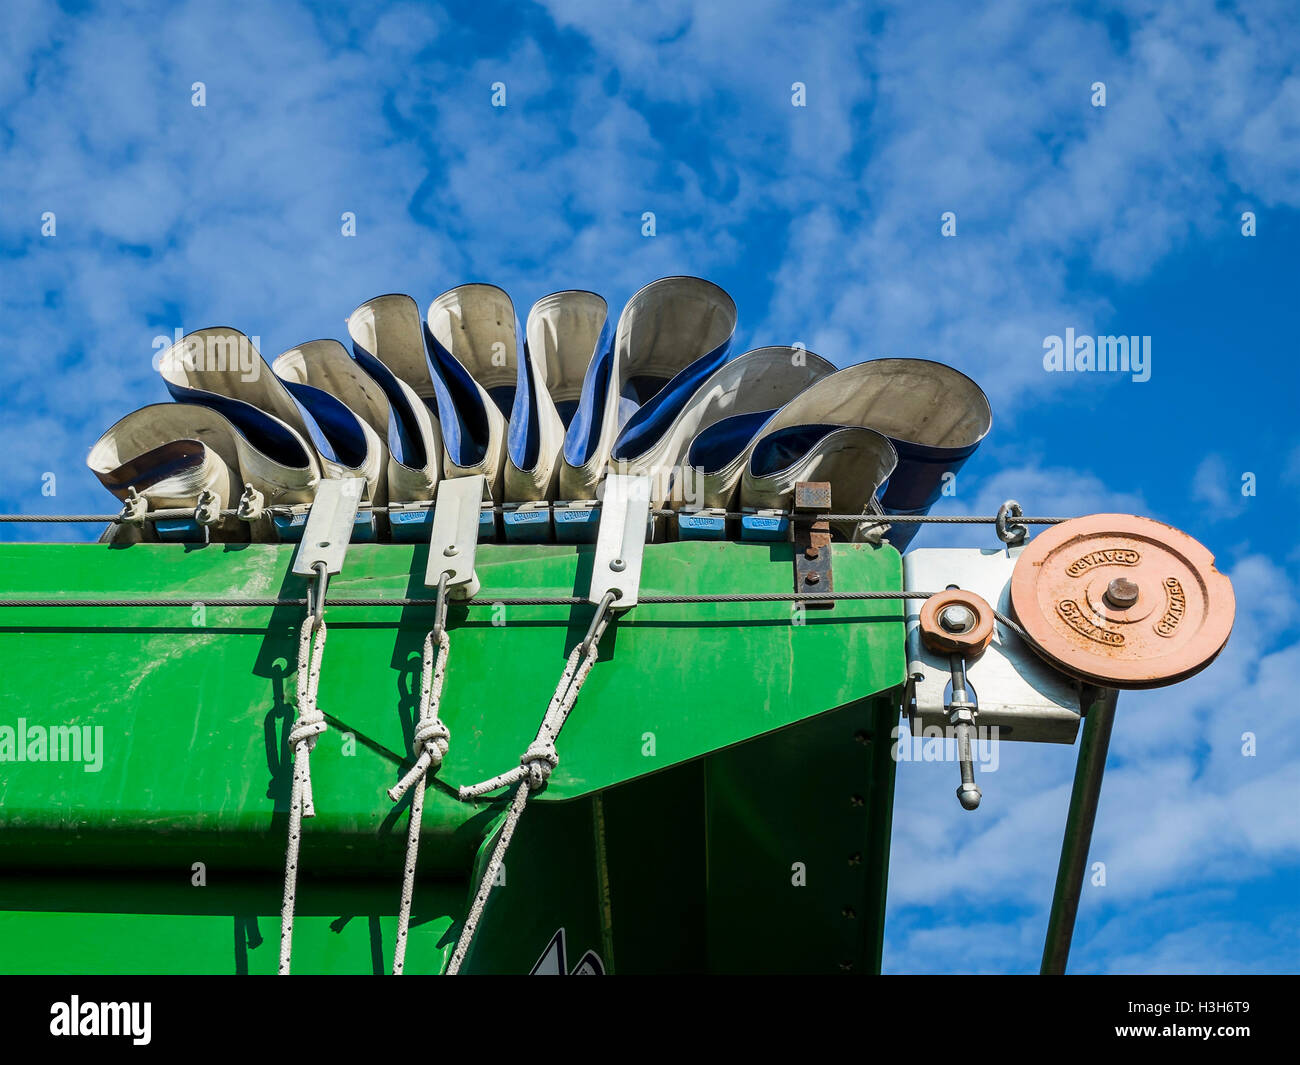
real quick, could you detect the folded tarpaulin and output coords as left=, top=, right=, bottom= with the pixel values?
left=562, top=276, right=736, bottom=499
left=527, top=290, right=614, bottom=501
left=723, top=359, right=991, bottom=548
left=345, top=295, right=445, bottom=502
left=820, top=358, right=990, bottom=549
left=269, top=341, right=387, bottom=505
left=422, top=285, right=524, bottom=501
left=156, top=327, right=370, bottom=499
left=87, top=402, right=248, bottom=541
left=740, top=426, right=898, bottom=541
left=618, top=345, right=836, bottom=509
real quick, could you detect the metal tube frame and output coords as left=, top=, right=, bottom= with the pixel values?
left=1040, top=685, right=1119, bottom=974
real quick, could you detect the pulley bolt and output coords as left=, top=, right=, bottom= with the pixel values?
left=610, top=558, right=626, bottom=572
left=939, top=604, right=976, bottom=633
left=804, top=545, right=820, bottom=560
left=804, top=572, right=820, bottom=585
left=443, top=544, right=459, bottom=557
left=1104, top=577, right=1139, bottom=609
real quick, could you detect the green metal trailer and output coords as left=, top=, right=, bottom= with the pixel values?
left=0, top=539, right=904, bottom=974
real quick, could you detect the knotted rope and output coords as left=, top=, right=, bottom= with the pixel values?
left=279, top=611, right=328, bottom=975
left=388, top=574, right=453, bottom=975
left=445, top=592, right=617, bottom=975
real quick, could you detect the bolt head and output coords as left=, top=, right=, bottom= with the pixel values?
left=1104, top=577, right=1139, bottom=608
left=610, top=558, right=626, bottom=572
left=939, top=604, right=976, bottom=633
left=443, top=544, right=459, bottom=557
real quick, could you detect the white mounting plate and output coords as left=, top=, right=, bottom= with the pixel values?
left=427, top=475, right=485, bottom=598
left=904, top=546, right=1084, bottom=744
left=589, top=474, right=652, bottom=607
left=290, top=478, right=365, bottom=577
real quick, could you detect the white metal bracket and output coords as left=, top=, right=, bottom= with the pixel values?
left=589, top=474, right=652, bottom=608
left=291, top=477, right=365, bottom=578
left=427, top=475, right=485, bottom=599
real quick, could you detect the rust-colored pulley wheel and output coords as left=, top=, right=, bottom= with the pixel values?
left=1009, top=513, right=1235, bottom=689
left=919, top=588, right=996, bottom=657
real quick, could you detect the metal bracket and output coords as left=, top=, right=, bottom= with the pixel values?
left=427, top=475, right=485, bottom=599
left=792, top=481, right=833, bottom=609
left=589, top=474, right=652, bottom=608
left=904, top=547, right=1083, bottom=744
left=290, top=477, right=365, bottom=578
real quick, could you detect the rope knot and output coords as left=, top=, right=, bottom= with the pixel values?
left=413, top=718, right=450, bottom=769
left=520, top=741, right=558, bottom=789
left=287, top=706, right=326, bottom=750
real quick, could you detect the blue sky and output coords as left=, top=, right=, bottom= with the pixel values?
left=1, top=0, right=1297, bottom=973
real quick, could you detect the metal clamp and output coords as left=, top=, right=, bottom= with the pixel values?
left=117, top=487, right=148, bottom=526
left=427, top=475, right=485, bottom=599
left=194, top=489, right=220, bottom=527
left=589, top=474, right=652, bottom=608
left=237, top=483, right=266, bottom=522
left=792, top=481, right=833, bottom=608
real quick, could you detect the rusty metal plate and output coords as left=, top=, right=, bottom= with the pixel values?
left=1010, top=514, right=1235, bottom=689
left=793, top=480, right=833, bottom=608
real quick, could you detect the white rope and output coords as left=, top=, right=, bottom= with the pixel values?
left=446, top=598, right=614, bottom=975
left=388, top=628, right=451, bottom=975
left=279, top=614, right=328, bottom=975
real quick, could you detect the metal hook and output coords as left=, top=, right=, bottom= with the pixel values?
left=308, top=561, right=329, bottom=629
left=580, top=591, right=618, bottom=657
left=431, top=571, right=451, bottom=643
left=995, top=500, right=1028, bottom=546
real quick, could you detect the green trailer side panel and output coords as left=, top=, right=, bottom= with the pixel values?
left=0, top=539, right=906, bottom=973
left=596, top=759, right=711, bottom=974
left=0, top=873, right=462, bottom=975
left=702, top=693, right=899, bottom=974
left=0, top=798, right=611, bottom=976
left=450, top=797, right=610, bottom=975
left=0, top=541, right=903, bottom=871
